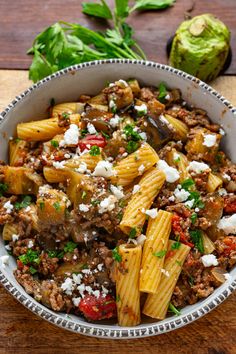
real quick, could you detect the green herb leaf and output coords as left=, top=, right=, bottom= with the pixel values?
left=29, top=266, right=38, bottom=275
left=115, top=0, right=130, bottom=19
left=189, top=230, right=204, bottom=253
left=171, top=241, right=181, bottom=250
left=51, top=140, right=59, bottom=148
left=117, top=211, right=123, bottom=222
left=133, top=0, right=175, bottom=11
left=190, top=212, right=197, bottom=224
left=89, top=145, right=101, bottom=156
left=64, top=241, right=77, bottom=253
left=82, top=1, right=113, bottom=19
left=181, top=178, right=195, bottom=191
left=53, top=201, right=61, bottom=212
left=176, top=260, right=182, bottom=266
left=15, top=196, right=32, bottom=210
left=112, top=247, right=122, bottom=262
left=116, top=294, right=121, bottom=302
left=123, top=125, right=142, bottom=141
left=129, top=228, right=137, bottom=239
left=188, top=275, right=194, bottom=287
left=48, top=250, right=64, bottom=259
left=168, top=302, right=181, bottom=316
left=39, top=201, right=45, bottom=210
left=101, top=131, right=110, bottom=139
left=126, top=140, right=139, bottom=153
left=153, top=249, right=167, bottom=258
left=81, top=191, right=87, bottom=200
left=19, top=250, right=40, bottom=265
left=158, top=82, right=167, bottom=102
left=0, top=183, right=8, bottom=197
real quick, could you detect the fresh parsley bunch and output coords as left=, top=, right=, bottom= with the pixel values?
left=28, top=0, right=175, bottom=82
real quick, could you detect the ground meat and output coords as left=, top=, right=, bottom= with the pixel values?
left=223, top=194, right=236, bottom=214
left=40, top=280, right=65, bottom=311
left=57, top=113, right=71, bottom=127
left=14, top=270, right=41, bottom=300
left=38, top=253, right=59, bottom=276
left=0, top=196, right=17, bottom=224
left=12, top=238, right=36, bottom=257
left=191, top=170, right=210, bottom=192
left=139, top=87, right=155, bottom=102
left=155, top=186, right=175, bottom=209
left=196, top=217, right=211, bottom=230
left=220, top=164, right=236, bottom=183
left=168, top=107, right=211, bottom=128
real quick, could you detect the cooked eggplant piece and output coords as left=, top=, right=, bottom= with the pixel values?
left=211, top=267, right=227, bottom=285
left=147, top=98, right=165, bottom=119
left=71, top=225, right=99, bottom=243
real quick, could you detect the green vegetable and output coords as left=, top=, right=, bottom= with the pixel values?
left=28, top=1, right=174, bottom=82
left=181, top=178, right=195, bottom=191
left=123, top=125, right=142, bottom=141
left=190, top=212, right=197, bottom=224
left=53, top=201, right=61, bottom=212
left=89, top=145, right=101, bottom=156
left=171, top=241, right=181, bottom=250
left=101, top=131, right=110, bottom=139
left=112, top=247, right=122, bottom=262
left=51, top=140, right=59, bottom=148
left=129, top=228, right=137, bottom=239
left=39, top=201, right=45, bottom=210
left=29, top=266, right=38, bottom=275
left=48, top=250, right=64, bottom=259
left=91, top=199, right=100, bottom=206
left=170, top=14, right=230, bottom=82
left=168, top=302, right=181, bottom=316
left=81, top=191, right=87, bottom=200
left=153, top=250, right=167, bottom=258
left=64, top=241, right=77, bottom=253
left=19, top=250, right=40, bottom=265
left=189, top=230, right=204, bottom=253
left=158, top=82, right=167, bottom=102
left=0, top=183, right=8, bottom=197
left=81, top=129, right=88, bottom=137
left=126, top=140, right=139, bottom=153
left=15, top=196, right=32, bottom=210
left=116, top=294, right=121, bottom=302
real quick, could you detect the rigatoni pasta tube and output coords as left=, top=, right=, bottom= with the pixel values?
left=65, top=153, right=102, bottom=171
left=116, top=244, right=142, bottom=326
left=43, top=167, right=70, bottom=183
left=166, top=148, right=190, bottom=183
left=110, top=143, right=159, bottom=186
left=9, top=139, right=27, bottom=166
left=143, top=241, right=190, bottom=320
left=139, top=210, right=172, bottom=294
left=52, top=102, right=85, bottom=117
left=207, top=173, right=222, bottom=193
left=120, top=168, right=165, bottom=234
left=164, top=114, right=189, bottom=141
left=17, top=114, right=80, bottom=141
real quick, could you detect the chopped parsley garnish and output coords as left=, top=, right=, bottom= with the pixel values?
left=153, top=249, right=167, bottom=258
left=181, top=178, right=195, bottom=191
left=168, top=303, right=181, bottom=316
left=48, top=250, right=64, bottom=259
left=89, top=145, right=100, bottom=156
left=118, top=200, right=125, bottom=208
left=215, top=152, right=223, bottom=164
left=116, top=294, right=121, bottom=303
left=123, top=125, right=142, bottom=142
left=53, top=201, right=61, bottom=211
left=81, top=191, right=87, bottom=199
left=129, top=228, right=137, bottom=239
left=14, top=138, right=21, bottom=143
left=176, top=260, right=182, bottom=266
left=64, top=241, right=77, bottom=253
left=126, top=140, right=139, bottom=153
left=174, top=156, right=180, bottom=163
left=81, top=129, right=88, bottom=137
left=62, top=112, right=70, bottom=119
left=188, top=275, right=194, bottom=287
left=101, top=131, right=110, bottom=139
left=112, top=247, right=122, bottom=262
left=190, top=212, right=197, bottom=224
left=158, top=82, right=167, bottom=102
left=15, top=195, right=32, bottom=210
left=189, top=230, right=204, bottom=253
left=39, top=201, right=45, bottom=210
left=29, top=266, right=38, bottom=275
left=0, top=183, right=8, bottom=197
left=51, top=140, right=59, bottom=148
left=91, top=199, right=100, bottom=206
left=19, top=249, right=40, bottom=265
left=117, top=211, right=123, bottom=222
left=171, top=241, right=181, bottom=250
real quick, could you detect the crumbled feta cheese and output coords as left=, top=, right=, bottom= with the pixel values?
left=93, top=290, right=100, bottom=298
left=173, top=152, right=180, bottom=162
left=109, top=99, right=117, bottom=110
left=201, top=254, right=218, bottom=267
left=224, top=273, right=232, bottom=281
left=75, top=161, right=87, bottom=174
left=24, top=206, right=31, bottom=212
left=185, top=200, right=195, bottom=209
left=219, top=128, right=225, bottom=136
left=12, top=234, right=19, bottom=242
left=218, top=188, right=228, bottom=196
left=223, top=173, right=231, bottom=181
left=72, top=273, right=83, bottom=285
left=109, top=114, right=120, bottom=128
left=187, top=161, right=210, bottom=174
left=77, top=284, right=86, bottom=297
left=38, top=184, right=52, bottom=196
left=87, top=123, right=97, bottom=134
left=101, top=285, right=109, bottom=295
left=136, top=234, right=146, bottom=246
left=93, top=160, right=114, bottom=178
left=139, top=132, right=147, bottom=141
left=203, top=134, right=217, bottom=147
left=52, top=160, right=66, bottom=169
left=145, top=208, right=158, bottom=219
left=60, top=124, right=80, bottom=146
left=64, top=153, right=71, bottom=159
left=157, top=160, right=180, bottom=183
left=118, top=79, right=128, bottom=87
left=132, top=184, right=141, bottom=194
left=161, top=269, right=170, bottom=277
left=79, top=204, right=90, bottom=212
left=174, top=187, right=190, bottom=202
left=110, top=185, right=124, bottom=200
left=165, top=94, right=171, bottom=100
left=0, top=255, right=9, bottom=268
left=218, top=214, right=236, bottom=234
left=169, top=195, right=175, bottom=202
left=195, top=207, right=200, bottom=212
left=72, top=297, right=81, bottom=306
left=3, top=201, right=14, bottom=214
left=5, top=244, right=11, bottom=251
left=61, top=277, right=74, bottom=295
left=134, top=103, right=147, bottom=114
left=97, top=264, right=103, bottom=272
left=122, top=152, right=128, bottom=158
left=159, top=114, right=170, bottom=125
left=81, top=269, right=92, bottom=275
left=28, top=240, right=34, bottom=248
left=138, top=164, right=145, bottom=175
left=98, top=195, right=117, bottom=214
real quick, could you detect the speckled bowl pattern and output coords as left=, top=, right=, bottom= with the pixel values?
left=0, top=59, right=236, bottom=338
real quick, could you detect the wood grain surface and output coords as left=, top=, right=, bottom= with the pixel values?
left=0, top=0, right=235, bottom=73
left=0, top=71, right=235, bottom=353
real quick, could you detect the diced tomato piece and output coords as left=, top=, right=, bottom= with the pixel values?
left=17, top=260, right=24, bottom=271
left=224, top=199, right=236, bottom=214
left=172, top=214, right=194, bottom=248
left=223, top=237, right=236, bottom=256
left=79, top=294, right=117, bottom=321
left=78, top=134, right=106, bottom=151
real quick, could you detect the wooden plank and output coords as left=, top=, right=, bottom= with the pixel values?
left=0, top=70, right=235, bottom=352
left=0, top=0, right=235, bottom=73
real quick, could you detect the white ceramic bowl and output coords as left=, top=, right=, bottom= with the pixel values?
left=0, top=59, right=235, bottom=338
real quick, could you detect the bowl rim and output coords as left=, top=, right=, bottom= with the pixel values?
left=0, top=58, right=236, bottom=339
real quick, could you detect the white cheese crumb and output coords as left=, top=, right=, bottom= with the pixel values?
left=122, top=152, right=128, bottom=158
left=159, top=114, right=170, bottom=125
left=138, top=164, right=145, bottom=175
left=79, top=204, right=90, bottom=212
left=203, top=134, right=217, bottom=147
left=52, top=160, right=66, bottom=169
left=98, top=195, right=117, bottom=214
left=75, top=161, right=87, bottom=174
left=93, top=160, right=114, bottom=178
left=218, top=214, right=236, bottom=235
left=195, top=207, right=200, bottom=212
left=12, top=234, right=19, bottom=242
left=219, top=128, right=225, bottom=136
left=169, top=195, right=175, bottom=202
left=218, top=188, right=228, bottom=196
left=132, top=184, right=141, bottom=194
left=97, top=263, right=103, bottom=272
left=187, top=161, right=210, bottom=174
left=93, top=290, right=101, bottom=298
left=185, top=200, right=195, bottom=209
left=87, top=123, right=97, bottom=134
left=60, top=124, right=80, bottom=146
left=38, top=184, right=52, bottom=196
left=3, top=201, right=14, bottom=214
left=134, top=103, right=147, bottom=114
left=72, top=297, right=81, bottom=306
left=161, top=269, right=170, bottom=277
left=0, top=255, right=9, bottom=268
left=145, top=208, right=158, bottom=219
left=157, top=160, right=180, bottom=183
left=109, top=99, right=117, bottom=111
left=201, top=254, right=218, bottom=267
left=24, top=206, right=31, bottom=212
left=5, top=244, right=11, bottom=251
left=223, top=173, right=231, bottom=181
left=28, top=240, right=34, bottom=248
left=110, top=185, right=124, bottom=200
left=118, top=79, right=128, bottom=87
left=109, top=114, right=120, bottom=128
left=136, top=234, right=147, bottom=246
left=165, top=94, right=171, bottom=100
left=224, top=273, right=232, bottom=281
left=173, top=152, right=180, bottom=162
left=139, top=132, right=147, bottom=141
left=174, top=188, right=190, bottom=202
left=64, top=153, right=71, bottom=159
left=61, top=277, right=74, bottom=295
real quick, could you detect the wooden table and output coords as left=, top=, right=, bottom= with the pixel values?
left=0, top=1, right=236, bottom=353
